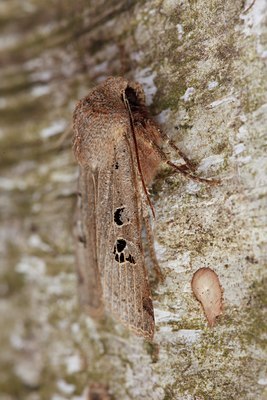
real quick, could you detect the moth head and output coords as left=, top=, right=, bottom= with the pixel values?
left=124, top=82, right=147, bottom=113
left=100, top=77, right=146, bottom=108
left=124, top=86, right=141, bottom=110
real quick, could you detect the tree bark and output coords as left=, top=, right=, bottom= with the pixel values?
left=0, top=1, right=266, bottom=399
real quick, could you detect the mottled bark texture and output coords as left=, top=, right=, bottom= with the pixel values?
left=0, top=1, right=266, bottom=399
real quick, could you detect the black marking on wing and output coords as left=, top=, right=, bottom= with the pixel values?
left=113, top=238, right=135, bottom=265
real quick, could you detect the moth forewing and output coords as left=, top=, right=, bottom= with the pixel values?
left=73, top=168, right=104, bottom=318
left=73, top=77, right=159, bottom=339
left=105, top=135, right=155, bottom=338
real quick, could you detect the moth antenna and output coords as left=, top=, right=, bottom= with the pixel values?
left=166, top=160, right=220, bottom=185
left=156, top=129, right=196, bottom=171
left=123, top=92, right=156, bottom=218
left=166, top=139, right=196, bottom=171
left=145, top=136, right=220, bottom=186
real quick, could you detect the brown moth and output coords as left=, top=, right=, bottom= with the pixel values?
left=73, top=77, right=216, bottom=340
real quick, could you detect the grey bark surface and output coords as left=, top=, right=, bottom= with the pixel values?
left=0, top=1, right=266, bottom=399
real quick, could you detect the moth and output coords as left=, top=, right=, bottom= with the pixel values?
left=73, top=76, right=215, bottom=340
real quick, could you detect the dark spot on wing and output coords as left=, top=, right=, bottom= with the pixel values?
left=113, top=239, right=135, bottom=264
left=114, top=207, right=125, bottom=226
left=116, top=239, right=126, bottom=252
left=126, top=254, right=135, bottom=264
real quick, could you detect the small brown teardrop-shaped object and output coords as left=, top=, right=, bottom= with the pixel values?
left=191, top=267, right=223, bottom=327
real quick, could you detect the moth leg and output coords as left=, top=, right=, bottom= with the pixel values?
left=144, top=214, right=164, bottom=282
left=148, top=138, right=220, bottom=185
left=167, top=160, right=220, bottom=185
left=158, top=130, right=196, bottom=172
